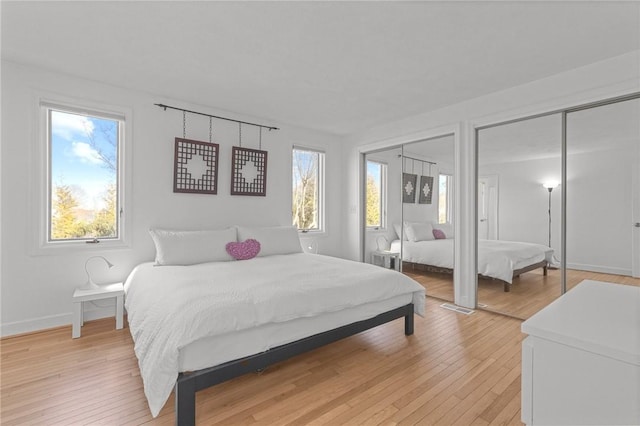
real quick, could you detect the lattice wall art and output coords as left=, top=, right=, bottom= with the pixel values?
left=231, top=146, right=268, bottom=196
left=174, top=138, right=219, bottom=194
left=402, top=173, right=417, bottom=203
left=418, top=175, right=434, bottom=204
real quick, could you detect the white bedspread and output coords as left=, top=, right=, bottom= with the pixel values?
left=124, top=253, right=425, bottom=417
left=391, top=239, right=553, bottom=283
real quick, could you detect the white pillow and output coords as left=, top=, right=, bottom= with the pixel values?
left=433, top=223, right=454, bottom=239
left=405, top=222, right=435, bottom=242
left=393, top=223, right=408, bottom=241
left=236, top=225, right=302, bottom=257
left=149, top=228, right=237, bottom=265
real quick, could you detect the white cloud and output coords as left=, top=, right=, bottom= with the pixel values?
left=51, top=110, right=94, bottom=139
left=71, top=141, right=103, bottom=165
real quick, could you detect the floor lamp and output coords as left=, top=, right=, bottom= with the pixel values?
left=542, top=182, right=559, bottom=247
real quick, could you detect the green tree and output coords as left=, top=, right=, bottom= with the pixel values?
left=51, top=184, right=87, bottom=239
left=91, top=184, right=117, bottom=237
left=366, top=175, right=381, bottom=227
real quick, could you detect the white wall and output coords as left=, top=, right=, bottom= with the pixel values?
left=566, top=148, right=635, bottom=274
left=480, top=157, right=562, bottom=249
left=0, top=61, right=344, bottom=336
left=341, top=51, right=640, bottom=307
left=481, top=146, right=635, bottom=275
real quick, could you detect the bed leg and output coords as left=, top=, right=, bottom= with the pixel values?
left=543, top=265, right=548, bottom=276
left=175, top=375, right=196, bottom=426
left=404, top=312, right=414, bottom=336
left=503, top=282, right=510, bottom=292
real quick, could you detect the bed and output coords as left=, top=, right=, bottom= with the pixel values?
left=125, top=226, right=425, bottom=425
left=391, top=237, right=553, bottom=292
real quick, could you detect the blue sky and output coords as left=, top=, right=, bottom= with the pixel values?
left=50, top=110, right=117, bottom=210
left=367, top=161, right=381, bottom=189
left=292, top=150, right=318, bottom=187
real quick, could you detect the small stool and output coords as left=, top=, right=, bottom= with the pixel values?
left=72, top=282, right=124, bottom=338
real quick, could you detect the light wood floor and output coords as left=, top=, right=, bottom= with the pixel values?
left=405, top=267, right=640, bottom=320
left=1, top=297, right=525, bottom=425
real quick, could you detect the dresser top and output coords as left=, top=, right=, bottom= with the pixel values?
left=522, top=280, right=640, bottom=365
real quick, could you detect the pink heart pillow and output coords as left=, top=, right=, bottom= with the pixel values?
left=432, top=229, right=446, bottom=239
left=226, top=239, right=261, bottom=260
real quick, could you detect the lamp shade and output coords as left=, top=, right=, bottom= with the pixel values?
left=542, top=181, right=559, bottom=190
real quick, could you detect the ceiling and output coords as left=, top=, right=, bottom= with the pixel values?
left=2, top=1, right=639, bottom=136
left=403, top=97, right=640, bottom=165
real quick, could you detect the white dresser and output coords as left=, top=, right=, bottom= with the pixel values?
left=521, top=280, right=640, bottom=425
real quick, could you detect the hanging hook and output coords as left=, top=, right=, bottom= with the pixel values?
left=238, top=122, right=242, bottom=147
left=182, top=111, right=186, bottom=139
left=259, top=127, right=263, bottom=150
left=209, top=117, right=213, bottom=143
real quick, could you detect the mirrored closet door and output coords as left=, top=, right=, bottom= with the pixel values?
left=476, top=114, right=562, bottom=319
left=565, top=97, right=640, bottom=288
left=475, top=93, right=640, bottom=320
left=363, top=135, right=455, bottom=304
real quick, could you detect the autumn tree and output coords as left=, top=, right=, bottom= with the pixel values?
left=91, top=184, right=117, bottom=237
left=85, top=120, right=118, bottom=238
left=366, top=174, right=381, bottom=227
left=51, top=184, right=88, bottom=239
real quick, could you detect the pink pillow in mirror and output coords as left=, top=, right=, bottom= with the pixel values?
left=432, top=229, right=446, bottom=239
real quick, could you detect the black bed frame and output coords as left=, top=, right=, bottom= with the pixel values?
left=174, top=303, right=415, bottom=425
left=404, top=260, right=548, bottom=292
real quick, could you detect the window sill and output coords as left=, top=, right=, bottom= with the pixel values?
left=31, top=239, right=131, bottom=256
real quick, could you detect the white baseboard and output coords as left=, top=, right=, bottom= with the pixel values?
left=566, top=262, right=631, bottom=277
left=1, top=305, right=118, bottom=338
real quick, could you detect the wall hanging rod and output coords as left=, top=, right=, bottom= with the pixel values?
left=398, top=154, right=436, bottom=165
left=154, top=103, right=279, bottom=131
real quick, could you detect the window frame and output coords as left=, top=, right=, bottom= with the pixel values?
left=291, top=146, right=325, bottom=234
left=32, top=96, right=132, bottom=254
left=365, top=160, right=387, bottom=230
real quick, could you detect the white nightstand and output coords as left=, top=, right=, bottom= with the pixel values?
left=72, top=282, right=124, bottom=338
left=371, top=250, right=401, bottom=271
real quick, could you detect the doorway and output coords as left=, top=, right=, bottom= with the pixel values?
left=478, top=175, right=498, bottom=241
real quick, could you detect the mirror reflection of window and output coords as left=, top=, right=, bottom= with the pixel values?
left=438, top=173, right=452, bottom=224
left=366, top=160, right=387, bottom=229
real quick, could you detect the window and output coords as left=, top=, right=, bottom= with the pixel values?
left=438, top=173, right=453, bottom=224
left=44, top=102, right=125, bottom=244
left=366, top=160, right=387, bottom=229
left=292, top=147, right=324, bottom=232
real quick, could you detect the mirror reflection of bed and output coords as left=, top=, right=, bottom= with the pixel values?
left=394, top=231, right=552, bottom=293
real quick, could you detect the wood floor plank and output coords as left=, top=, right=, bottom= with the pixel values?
left=409, top=267, right=640, bottom=320
left=4, top=270, right=632, bottom=425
